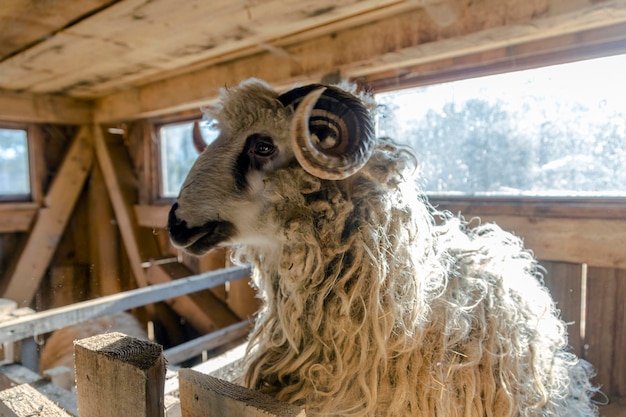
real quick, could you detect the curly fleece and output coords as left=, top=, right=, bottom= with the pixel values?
left=234, top=137, right=597, bottom=416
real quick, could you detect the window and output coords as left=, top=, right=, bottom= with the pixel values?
left=376, top=54, right=626, bottom=197
left=159, top=120, right=219, bottom=198
left=0, top=127, right=30, bottom=200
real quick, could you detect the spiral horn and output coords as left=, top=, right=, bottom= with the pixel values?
left=284, top=84, right=375, bottom=180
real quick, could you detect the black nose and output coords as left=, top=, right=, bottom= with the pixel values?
left=168, top=202, right=181, bottom=227
left=167, top=202, right=191, bottom=245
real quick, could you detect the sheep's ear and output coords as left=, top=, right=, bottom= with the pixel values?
left=286, top=85, right=375, bottom=180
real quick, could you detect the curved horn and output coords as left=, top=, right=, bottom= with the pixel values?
left=192, top=121, right=207, bottom=154
left=290, top=86, right=375, bottom=180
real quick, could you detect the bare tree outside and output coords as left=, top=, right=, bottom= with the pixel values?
left=376, top=54, right=626, bottom=197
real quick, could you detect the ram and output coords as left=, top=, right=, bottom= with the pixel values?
left=167, top=78, right=597, bottom=417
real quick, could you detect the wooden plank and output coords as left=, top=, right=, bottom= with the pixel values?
left=93, top=126, right=158, bottom=288
left=466, top=215, right=626, bottom=270
left=610, top=269, right=626, bottom=398
left=178, top=370, right=306, bottom=417
left=0, top=90, right=92, bottom=124
left=433, top=197, right=626, bottom=221
left=88, top=163, right=122, bottom=297
left=94, top=0, right=626, bottom=121
left=165, top=344, right=247, bottom=396
left=0, top=0, right=404, bottom=97
left=2, top=126, right=93, bottom=307
left=0, top=383, right=72, bottom=417
left=0, top=207, right=36, bottom=233
left=0, top=0, right=116, bottom=57
left=540, top=261, right=583, bottom=356
left=0, top=265, right=251, bottom=344
left=585, top=267, right=619, bottom=396
left=0, top=363, right=78, bottom=416
left=147, top=263, right=240, bottom=333
left=163, top=320, right=251, bottom=365
left=74, top=332, right=165, bottom=417
left=135, top=204, right=170, bottom=229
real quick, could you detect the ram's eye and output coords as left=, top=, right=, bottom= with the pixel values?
left=253, top=140, right=276, bottom=157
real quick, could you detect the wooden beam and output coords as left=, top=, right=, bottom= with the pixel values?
left=0, top=265, right=252, bottom=344
left=0, top=206, right=37, bottom=233
left=468, top=215, right=626, bottom=270
left=178, top=370, right=306, bottom=417
left=1, top=127, right=93, bottom=307
left=0, top=383, right=73, bottom=417
left=88, top=163, right=121, bottom=297
left=135, top=204, right=169, bottom=229
left=147, top=263, right=240, bottom=333
left=93, top=125, right=158, bottom=287
left=0, top=90, right=92, bottom=124
left=94, top=0, right=626, bottom=122
left=163, top=320, right=251, bottom=365
left=74, top=332, right=166, bottom=417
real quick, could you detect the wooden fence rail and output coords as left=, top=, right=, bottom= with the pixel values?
left=0, top=265, right=251, bottom=344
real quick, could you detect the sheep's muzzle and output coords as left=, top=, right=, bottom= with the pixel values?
left=167, top=202, right=235, bottom=255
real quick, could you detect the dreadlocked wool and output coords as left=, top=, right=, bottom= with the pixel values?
left=235, top=137, right=597, bottom=417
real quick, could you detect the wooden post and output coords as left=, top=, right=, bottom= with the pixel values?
left=0, top=383, right=72, bottom=417
left=178, top=370, right=305, bottom=417
left=74, top=332, right=165, bottom=417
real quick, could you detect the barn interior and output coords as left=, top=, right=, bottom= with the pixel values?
left=0, top=0, right=625, bottom=415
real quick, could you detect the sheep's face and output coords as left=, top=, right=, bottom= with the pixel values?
left=167, top=78, right=374, bottom=255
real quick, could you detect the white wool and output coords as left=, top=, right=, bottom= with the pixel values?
left=236, top=138, right=597, bottom=416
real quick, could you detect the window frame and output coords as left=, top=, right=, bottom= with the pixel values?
left=152, top=114, right=206, bottom=203
left=362, top=26, right=626, bottom=213
left=0, top=122, right=41, bottom=204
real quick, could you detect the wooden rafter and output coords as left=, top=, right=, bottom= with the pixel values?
left=2, top=126, right=93, bottom=307
left=94, top=0, right=626, bottom=122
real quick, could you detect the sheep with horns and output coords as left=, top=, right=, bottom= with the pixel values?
left=167, top=78, right=598, bottom=417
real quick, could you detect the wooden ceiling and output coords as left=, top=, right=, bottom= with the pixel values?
left=1, top=0, right=626, bottom=123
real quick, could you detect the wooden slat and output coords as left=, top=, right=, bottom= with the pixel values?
left=0, top=265, right=251, bottom=344
left=163, top=320, right=251, bottom=365
left=466, top=215, right=626, bottom=270
left=0, top=90, right=92, bottom=124
left=434, top=197, right=626, bottom=221
left=0, top=363, right=78, bottom=416
left=540, top=261, right=583, bottom=356
left=178, top=370, right=306, bottom=417
left=612, top=269, right=626, bottom=398
left=165, top=343, right=247, bottom=396
left=585, top=266, right=619, bottom=396
left=94, top=0, right=626, bottom=121
left=74, top=332, right=165, bottom=417
left=1, top=126, right=93, bottom=307
left=0, top=383, right=72, bottom=417
left=146, top=263, right=240, bottom=333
